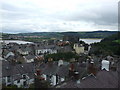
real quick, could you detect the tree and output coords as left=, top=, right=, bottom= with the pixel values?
left=45, top=52, right=80, bottom=62
left=35, top=78, right=50, bottom=89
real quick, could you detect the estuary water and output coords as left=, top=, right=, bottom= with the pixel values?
left=80, top=38, right=102, bottom=44
left=0, top=40, right=34, bottom=44
left=0, top=39, right=102, bottom=45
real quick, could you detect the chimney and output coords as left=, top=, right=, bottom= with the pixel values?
left=101, top=60, right=110, bottom=71
left=58, top=59, right=63, bottom=66
left=48, top=58, right=53, bottom=65
left=48, top=58, right=53, bottom=62
left=51, top=75, right=57, bottom=86
left=69, top=63, right=75, bottom=77
left=74, top=71, right=79, bottom=80
left=74, top=71, right=80, bottom=84
left=110, top=61, right=117, bottom=71
left=69, top=63, right=74, bottom=71
left=36, top=69, right=41, bottom=76
left=87, top=61, right=97, bottom=76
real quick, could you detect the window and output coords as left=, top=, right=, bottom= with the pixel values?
left=23, top=81, right=27, bottom=86
left=17, top=80, right=20, bottom=83
left=7, top=76, right=11, bottom=82
left=23, top=75, right=26, bottom=79
left=2, top=78, right=6, bottom=83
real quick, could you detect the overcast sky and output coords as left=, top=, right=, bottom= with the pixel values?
left=0, top=0, right=119, bottom=33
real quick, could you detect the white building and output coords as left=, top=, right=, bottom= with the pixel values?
left=5, top=52, right=15, bottom=59
left=17, top=49, right=29, bottom=55
left=35, top=45, right=57, bottom=55
left=39, top=61, right=69, bottom=86
left=73, top=44, right=84, bottom=54
left=36, top=49, right=57, bottom=55
left=2, top=60, right=34, bottom=88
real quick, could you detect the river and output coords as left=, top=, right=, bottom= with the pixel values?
left=0, top=39, right=102, bottom=45
left=0, top=40, right=34, bottom=44
left=80, top=38, right=102, bottom=44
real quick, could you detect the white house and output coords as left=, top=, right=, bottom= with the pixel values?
left=24, top=55, right=35, bottom=63
left=88, top=45, right=91, bottom=52
left=17, top=49, right=29, bottom=55
left=35, top=45, right=57, bottom=55
left=13, top=74, right=34, bottom=88
left=5, top=52, right=15, bottom=59
left=2, top=60, right=35, bottom=88
left=36, top=49, right=57, bottom=55
left=39, top=61, right=69, bottom=86
left=73, top=44, right=84, bottom=54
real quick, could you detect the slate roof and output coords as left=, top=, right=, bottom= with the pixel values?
left=2, top=49, right=10, bottom=58
left=15, top=55, right=25, bottom=60
left=96, top=70, right=118, bottom=88
left=41, top=62, right=59, bottom=75
left=13, top=75, right=21, bottom=80
left=25, top=55, right=35, bottom=60
left=0, top=59, right=3, bottom=79
left=19, top=46, right=32, bottom=52
left=58, top=70, right=118, bottom=88
left=57, top=80, right=79, bottom=88
left=35, top=44, right=56, bottom=50
left=5, top=54, right=25, bottom=63
left=44, top=45, right=56, bottom=49
left=39, top=61, right=86, bottom=78
left=39, top=61, right=70, bottom=77
left=2, top=60, right=13, bottom=77
left=56, top=65, right=69, bottom=77
left=9, top=45, right=20, bottom=52
left=2, top=60, right=35, bottom=80
left=56, top=46, right=72, bottom=52
left=6, top=55, right=15, bottom=61
left=12, top=63, right=34, bottom=75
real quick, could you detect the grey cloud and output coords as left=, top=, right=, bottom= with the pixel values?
left=1, top=0, right=118, bottom=33
left=64, top=7, right=117, bottom=26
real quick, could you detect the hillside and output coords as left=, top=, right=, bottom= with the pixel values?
left=90, top=32, right=120, bottom=56
left=18, top=31, right=117, bottom=38
left=2, top=31, right=118, bottom=40
left=61, top=31, right=117, bottom=38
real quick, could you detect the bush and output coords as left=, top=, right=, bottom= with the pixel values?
left=45, top=52, right=79, bottom=62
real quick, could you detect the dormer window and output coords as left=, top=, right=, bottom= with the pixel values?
left=23, top=75, right=26, bottom=79
left=58, top=60, right=63, bottom=66
left=17, top=80, right=20, bottom=83
left=7, top=76, right=11, bottom=82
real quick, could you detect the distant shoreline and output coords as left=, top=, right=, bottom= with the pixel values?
left=0, top=38, right=102, bottom=45
left=79, top=38, right=103, bottom=39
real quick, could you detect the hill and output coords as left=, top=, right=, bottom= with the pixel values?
left=89, top=32, right=120, bottom=56
left=2, top=31, right=118, bottom=40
